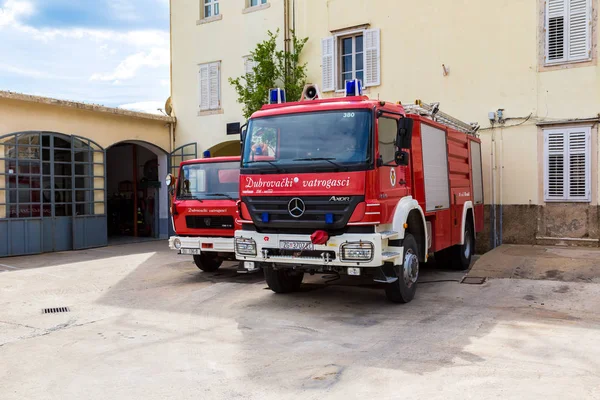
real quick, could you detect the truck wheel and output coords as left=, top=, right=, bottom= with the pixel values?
left=193, top=253, right=222, bottom=272
left=264, top=266, right=304, bottom=294
left=449, top=221, right=474, bottom=271
left=385, top=234, right=419, bottom=304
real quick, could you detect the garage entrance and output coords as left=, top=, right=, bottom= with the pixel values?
left=0, top=131, right=107, bottom=256
left=106, top=141, right=169, bottom=244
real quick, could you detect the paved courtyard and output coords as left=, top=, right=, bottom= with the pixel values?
left=1, top=242, right=599, bottom=399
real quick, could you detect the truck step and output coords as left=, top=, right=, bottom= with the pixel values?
left=373, top=267, right=399, bottom=284
left=380, top=231, right=399, bottom=240
left=382, top=251, right=402, bottom=261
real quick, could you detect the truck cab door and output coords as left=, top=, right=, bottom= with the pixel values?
left=376, top=114, right=410, bottom=223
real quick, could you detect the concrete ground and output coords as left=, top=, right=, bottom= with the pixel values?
left=469, top=244, right=600, bottom=283
left=1, top=242, right=599, bottom=400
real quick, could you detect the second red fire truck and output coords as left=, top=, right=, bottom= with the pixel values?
left=235, top=82, right=484, bottom=303
left=167, top=156, right=258, bottom=273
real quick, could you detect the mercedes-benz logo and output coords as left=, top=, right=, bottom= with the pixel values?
left=204, top=217, right=211, bottom=226
left=288, top=198, right=305, bottom=218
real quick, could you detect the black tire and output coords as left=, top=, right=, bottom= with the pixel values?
left=385, top=234, right=419, bottom=304
left=193, top=253, right=222, bottom=272
left=264, top=266, right=304, bottom=293
left=448, top=221, right=474, bottom=271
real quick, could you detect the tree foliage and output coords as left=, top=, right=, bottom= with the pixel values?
left=229, top=30, right=308, bottom=119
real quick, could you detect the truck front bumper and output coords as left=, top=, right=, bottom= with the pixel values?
left=234, top=231, right=402, bottom=268
left=168, top=236, right=235, bottom=254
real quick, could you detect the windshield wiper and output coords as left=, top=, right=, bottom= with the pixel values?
left=245, top=160, right=285, bottom=173
left=293, top=157, right=346, bottom=171
left=208, top=193, right=234, bottom=200
left=178, top=195, right=204, bottom=203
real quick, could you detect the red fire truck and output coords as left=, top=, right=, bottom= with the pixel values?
left=235, top=82, right=484, bottom=303
left=167, top=156, right=256, bottom=273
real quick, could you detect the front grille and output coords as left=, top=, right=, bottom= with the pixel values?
left=243, top=196, right=364, bottom=233
left=186, top=215, right=234, bottom=229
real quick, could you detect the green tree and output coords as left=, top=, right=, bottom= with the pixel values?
left=229, top=30, right=308, bottom=119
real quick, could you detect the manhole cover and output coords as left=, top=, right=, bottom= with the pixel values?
left=461, top=277, right=487, bottom=285
left=42, top=307, right=70, bottom=314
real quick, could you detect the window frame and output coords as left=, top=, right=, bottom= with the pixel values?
left=201, top=0, right=220, bottom=19
left=249, top=0, right=267, bottom=7
left=337, top=33, right=364, bottom=91
left=544, top=0, right=592, bottom=66
left=543, top=126, right=592, bottom=202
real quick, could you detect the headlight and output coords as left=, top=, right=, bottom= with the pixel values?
left=340, top=242, right=373, bottom=261
left=173, top=238, right=182, bottom=250
left=236, top=237, right=257, bottom=256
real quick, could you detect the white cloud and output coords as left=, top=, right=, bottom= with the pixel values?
left=0, top=0, right=34, bottom=27
left=119, top=101, right=165, bottom=115
left=0, top=0, right=170, bottom=107
left=90, top=47, right=169, bottom=82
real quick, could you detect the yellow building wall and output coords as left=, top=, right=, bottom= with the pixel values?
left=171, top=0, right=600, bottom=207
left=0, top=98, right=171, bottom=151
left=293, top=0, right=600, bottom=206
left=170, top=0, right=284, bottom=155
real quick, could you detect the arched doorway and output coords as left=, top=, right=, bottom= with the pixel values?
left=0, top=131, right=106, bottom=256
left=206, top=140, right=241, bottom=157
left=105, top=141, right=169, bottom=244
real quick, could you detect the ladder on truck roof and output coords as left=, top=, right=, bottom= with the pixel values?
left=402, top=100, right=480, bottom=136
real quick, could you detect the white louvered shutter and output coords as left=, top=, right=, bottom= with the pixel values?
left=546, top=0, right=591, bottom=63
left=544, top=130, right=567, bottom=200
left=363, top=28, right=381, bottom=87
left=547, top=0, right=566, bottom=62
left=568, top=0, right=591, bottom=61
left=544, top=127, right=591, bottom=202
left=321, top=37, right=335, bottom=92
left=199, top=64, right=209, bottom=111
left=567, top=127, right=591, bottom=200
left=244, top=56, right=256, bottom=76
left=209, top=62, right=220, bottom=110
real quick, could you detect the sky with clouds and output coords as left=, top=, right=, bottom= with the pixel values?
left=0, top=0, right=170, bottom=114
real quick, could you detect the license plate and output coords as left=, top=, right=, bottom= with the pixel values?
left=180, top=248, right=201, bottom=255
left=280, top=240, right=314, bottom=251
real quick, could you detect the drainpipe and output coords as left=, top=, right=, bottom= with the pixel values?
left=499, top=127, right=504, bottom=246
left=490, top=128, right=497, bottom=249
left=284, top=0, right=290, bottom=80
left=168, top=122, right=174, bottom=153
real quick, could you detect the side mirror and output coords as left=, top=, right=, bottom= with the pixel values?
left=240, top=123, right=248, bottom=150
left=395, top=150, right=409, bottom=166
left=397, top=118, right=413, bottom=149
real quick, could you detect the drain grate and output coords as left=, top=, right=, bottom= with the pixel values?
left=461, top=276, right=487, bottom=285
left=42, top=307, right=70, bottom=314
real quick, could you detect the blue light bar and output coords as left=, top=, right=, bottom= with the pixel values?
left=261, top=212, right=270, bottom=223
left=345, top=79, right=363, bottom=97
left=268, top=88, right=286, bottom=104
left=325, top=213, right=334, bottom=224
left=203, top=150, right=211, bottom=158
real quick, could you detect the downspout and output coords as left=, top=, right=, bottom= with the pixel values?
left=490, top=128, right=497, bottom=249
left=284, top=0, right=290, bottom=79
left=499, top=127, right=504, bottom=245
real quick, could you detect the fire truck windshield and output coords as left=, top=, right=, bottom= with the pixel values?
left=177, top=161, right=240, bottom=200
left=242, top=110, right=372, bottom=172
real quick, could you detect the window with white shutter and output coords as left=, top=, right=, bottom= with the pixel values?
left=321, top=37, right=335, bottom=92
left=545, top=0, right=591, bottom=64
left=243, top=56, right=257, bottom=77
left=321, top=28, right=381, bottom=92
left=199, top=61, right=221, bottom=111
left=544, top=127, right=591, bottom=202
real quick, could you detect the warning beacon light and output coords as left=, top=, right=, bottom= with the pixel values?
left=268, top=88, right=286, bottom=104
left=345, top=79, right=363, bottom=97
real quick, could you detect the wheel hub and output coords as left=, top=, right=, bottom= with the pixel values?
left=403, top=251, right=419, bottom=287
